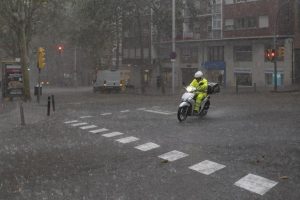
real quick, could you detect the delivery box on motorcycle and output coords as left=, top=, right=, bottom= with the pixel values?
left=207, top=82, right=220, bottom=94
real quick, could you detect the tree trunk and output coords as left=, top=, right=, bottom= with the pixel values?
left=20, top=22, right=31, bottom=101
left=156, top=27, right=165, bottom=94
left=136, top=9, right=145, bottom=94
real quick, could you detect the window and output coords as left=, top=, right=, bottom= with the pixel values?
left=259, top=16, right=269, bottom=28
left=224, top=0, right=234, bottom=4
left=234, top=46, right=252, bottom=61
left=180, top=47, right=198, bottom=63
left=208, top=46, right=224, bottom=61
left=265, top=73, right=284, bottom=86
left=123, top=49, right=129, bottom=58
left=235, top=17, right=257, bottom=29
left=212, top=14, right=221, bottom=30
left=236, top=73, right=252, bottom=86
left=225, top=19, right=234, bottom=30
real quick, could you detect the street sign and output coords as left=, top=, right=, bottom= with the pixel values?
left=170, top=51, right=177, bottom=59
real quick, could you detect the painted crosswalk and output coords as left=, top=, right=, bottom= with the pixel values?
left=135, top=142, right=160, bottom=151
left=79, top=116, right=93, bottom=119
left=158, top=150, right=189, bottom=162
left=143, top=109, right=176, bottom=115
left=63, top=117, right=279, bottom=196
left=234, top=174, right=278, bottom=195
left=80, top=125, right=97, bottom=130
left=64, top=120, right=79, bottom=124
left=116, top=136, right=139, bottom=144
left=101, top=113, right=112, bottom=116
left=89, top=128, right=109, bottom=134
left=71, top=122, right=88, bottom=127
left=189, top=160, right=226, bottom=175
left=102, top=132, right=124, bottom=138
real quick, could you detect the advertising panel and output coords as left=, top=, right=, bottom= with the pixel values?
left=1, top=61, right=24, bottom=98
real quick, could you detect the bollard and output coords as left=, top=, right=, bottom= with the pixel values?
left=51, top=95, right=55, bottom=112
left=47, top=96, right=51, bottom=116
left=19, top=101, right=25, bottom=126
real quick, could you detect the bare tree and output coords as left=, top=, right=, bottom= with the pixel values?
left=0, top=0, right=53, bottom=100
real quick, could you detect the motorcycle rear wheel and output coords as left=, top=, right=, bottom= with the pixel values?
left=177, top=106, right=189, bottom=122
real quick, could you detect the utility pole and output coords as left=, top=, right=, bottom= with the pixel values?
left=74, top=46, right=77, bottom=87
left=273, top=0, right=291, bottom=92
left=172, top=0, right=176, bottom=95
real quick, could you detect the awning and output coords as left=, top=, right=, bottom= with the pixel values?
left=203, top=61, right=226, bottom=70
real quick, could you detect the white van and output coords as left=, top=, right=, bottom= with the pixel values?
left=93, top=70, right=122, bottom=92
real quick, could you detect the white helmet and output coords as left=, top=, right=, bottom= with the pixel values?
left=194, top=71, right=203, bottom=78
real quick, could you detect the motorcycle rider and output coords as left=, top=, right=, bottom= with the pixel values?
left=189, top=70, right=208, bottom=113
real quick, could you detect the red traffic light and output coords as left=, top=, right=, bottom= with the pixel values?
left=57, top=44, right=64, bottom=54
left=265, top=49, right=276, bottom=61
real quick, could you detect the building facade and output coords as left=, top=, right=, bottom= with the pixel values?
left=122, top=0, right=300, bottom=90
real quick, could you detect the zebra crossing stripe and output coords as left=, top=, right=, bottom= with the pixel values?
left=143, top=110, right=174, bottom=115
left=189, top=160, right=226, bottom=175
left=80, top=125, right=97, bottom=130
left=101, top=113, right=112, bottom=116
left=158, top=150, right=188, bottom=162
left=89, top=128, right=109, bottom=134
left=71, top=122, right=88, bottom=127
left=80, top=116, right=93, bottom=119
left=135, top=142, right=160, bottom=151
left=64, top=120, right=78, bottom=124
left=116, top=136, right=139, bottom=144
left=102, top=132, right=124, bottom=138
left=120, top=110, right=130, bottom=113
left=234, top=174, right=278, bottom=196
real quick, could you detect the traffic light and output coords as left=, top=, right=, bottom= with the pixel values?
left=278, top=46, right=285, bottom=57
left=38, top=47, right=46, bottom=69
left=57, top=45, right=64, bottom=54
left=265, top=48, right=276, bottom=62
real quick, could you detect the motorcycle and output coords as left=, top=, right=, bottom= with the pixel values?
left=177, top=82, right=220, bottom=122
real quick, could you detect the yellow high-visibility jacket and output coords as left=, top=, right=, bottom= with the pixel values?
left=190, top=78, right=208, bottom=94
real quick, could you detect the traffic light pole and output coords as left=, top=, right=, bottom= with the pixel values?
left=37, top=68, right=41, bottom=104
left=273, top=34, right=278, bottom=92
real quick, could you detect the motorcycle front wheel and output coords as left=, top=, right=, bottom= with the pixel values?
left=177, top=106, right=189, bottom=122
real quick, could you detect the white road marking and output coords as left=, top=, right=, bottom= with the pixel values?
left=189, top=160, right=226, bottom=175
left=116, top=136, right=139, bottom=144
left=234, top=174, right=278, bottom=196
left=102, top=132, right=124, bottom=138
left=80, top=125, right=97, bottom=130
left=135, top=142, right=160, bottom=151
left=71, top=122, right=88, bottom=127
left=120, top=110, right=130, bottom=113
left=89, top=128, right=109, bottom=134
left=158, top=150, right=188, bottom=162
left=64, top=120, right=79, bottom=124
left=137, top=108, right=146, bottom=110
left=143, top=109, right=175, bottom=115
left=79, top=116, right=93, bottom=119
left=101, top=113, right=112, bottom=116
